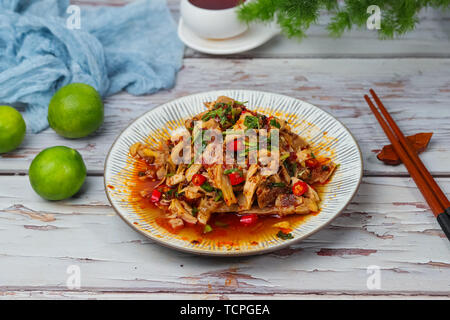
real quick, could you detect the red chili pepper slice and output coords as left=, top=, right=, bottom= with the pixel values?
left=192, top=174, right=206, bottom=186
left=289, top=152, right=297, bottom=162
left=228, top=171, right=245, bottom=185
left=305, top=158, right=319, bottom=169
left=292, top=181, right=308, bottom=197
left=227, top=139, right=244, bottom=152
left=150, top=189, right=162, bottom=203
left=240, top=214, right=258, bottom=226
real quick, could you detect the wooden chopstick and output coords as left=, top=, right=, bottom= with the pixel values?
left=370, top=89, right=450, bottom=210
left=364, top=92, right=450, bottom=241
left=364, top=95, right=443, bottom=215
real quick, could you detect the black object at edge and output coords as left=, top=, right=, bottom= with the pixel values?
left=437, top=210, right=450, bottom=241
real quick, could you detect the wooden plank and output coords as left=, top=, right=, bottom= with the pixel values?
left=1, top=58, right=449, bottom=175
left=0, top=175, right=449, bottom=295
left=72, top=0, right=450, bottom=58
left=3, top=291, right=450, bottom=299
left=184, top=9, right=450, bottom=59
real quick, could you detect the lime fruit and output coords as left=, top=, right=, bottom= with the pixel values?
left=48, top=83, right=104, bottom=138
left=29, top=146, right=87, bottom=200
left=0, top=106, right=26, bottom=153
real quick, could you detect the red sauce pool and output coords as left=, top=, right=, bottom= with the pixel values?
left=128, top=157, right=325, bottom=247
left=189, top=0, right=245, bottom=10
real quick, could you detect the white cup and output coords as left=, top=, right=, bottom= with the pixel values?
left=180, top=0, right=248, bottom=39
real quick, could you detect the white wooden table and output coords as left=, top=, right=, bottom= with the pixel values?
left=1, top=1, right=450, bottom=299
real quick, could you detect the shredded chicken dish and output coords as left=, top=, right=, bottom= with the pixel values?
left=129, top=96, right=337, bottom=232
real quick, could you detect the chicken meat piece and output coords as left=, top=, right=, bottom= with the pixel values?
left=197, top=197, right=221, bottom=225
left=306, top=161, right=337, bottom=184
left=256, top=182, right=289, bottom=209
left=207, top=164, right=237, bottom=206
left=185, top=164, right=202, bottom=182
left=240, top=164, right=264, bottom=210
left=281, top=131, right=308, bottom=150
left=181, top=185, right=203, bottom=200
left=168, top=199, right=197, bottom=224
left=168, top=218, right=184, bottom=230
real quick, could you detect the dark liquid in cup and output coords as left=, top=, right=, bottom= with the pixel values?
left=188, top=0, right=245, bottom=10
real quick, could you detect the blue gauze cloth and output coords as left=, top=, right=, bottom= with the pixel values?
left=0, top=0, right=184, bottom=132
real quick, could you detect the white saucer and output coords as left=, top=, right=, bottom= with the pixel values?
left=178, top=18, right=280, bottom=55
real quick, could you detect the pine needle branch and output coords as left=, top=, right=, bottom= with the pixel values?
left=237, top=0, right=450, bottom=40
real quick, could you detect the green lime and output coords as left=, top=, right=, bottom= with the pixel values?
left=0, top=106, right=26, bottom=153
left=29, top=146, right=87, bottom=200
left=48, top=83, right=104, bottom=138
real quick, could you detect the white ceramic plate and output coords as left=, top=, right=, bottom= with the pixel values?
left=104, top=90, right=363, bottom=256
left=178, top=19, right=280, bottom=55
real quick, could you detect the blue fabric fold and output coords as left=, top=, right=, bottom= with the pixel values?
left=0, top=0, right=184, bottom=132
